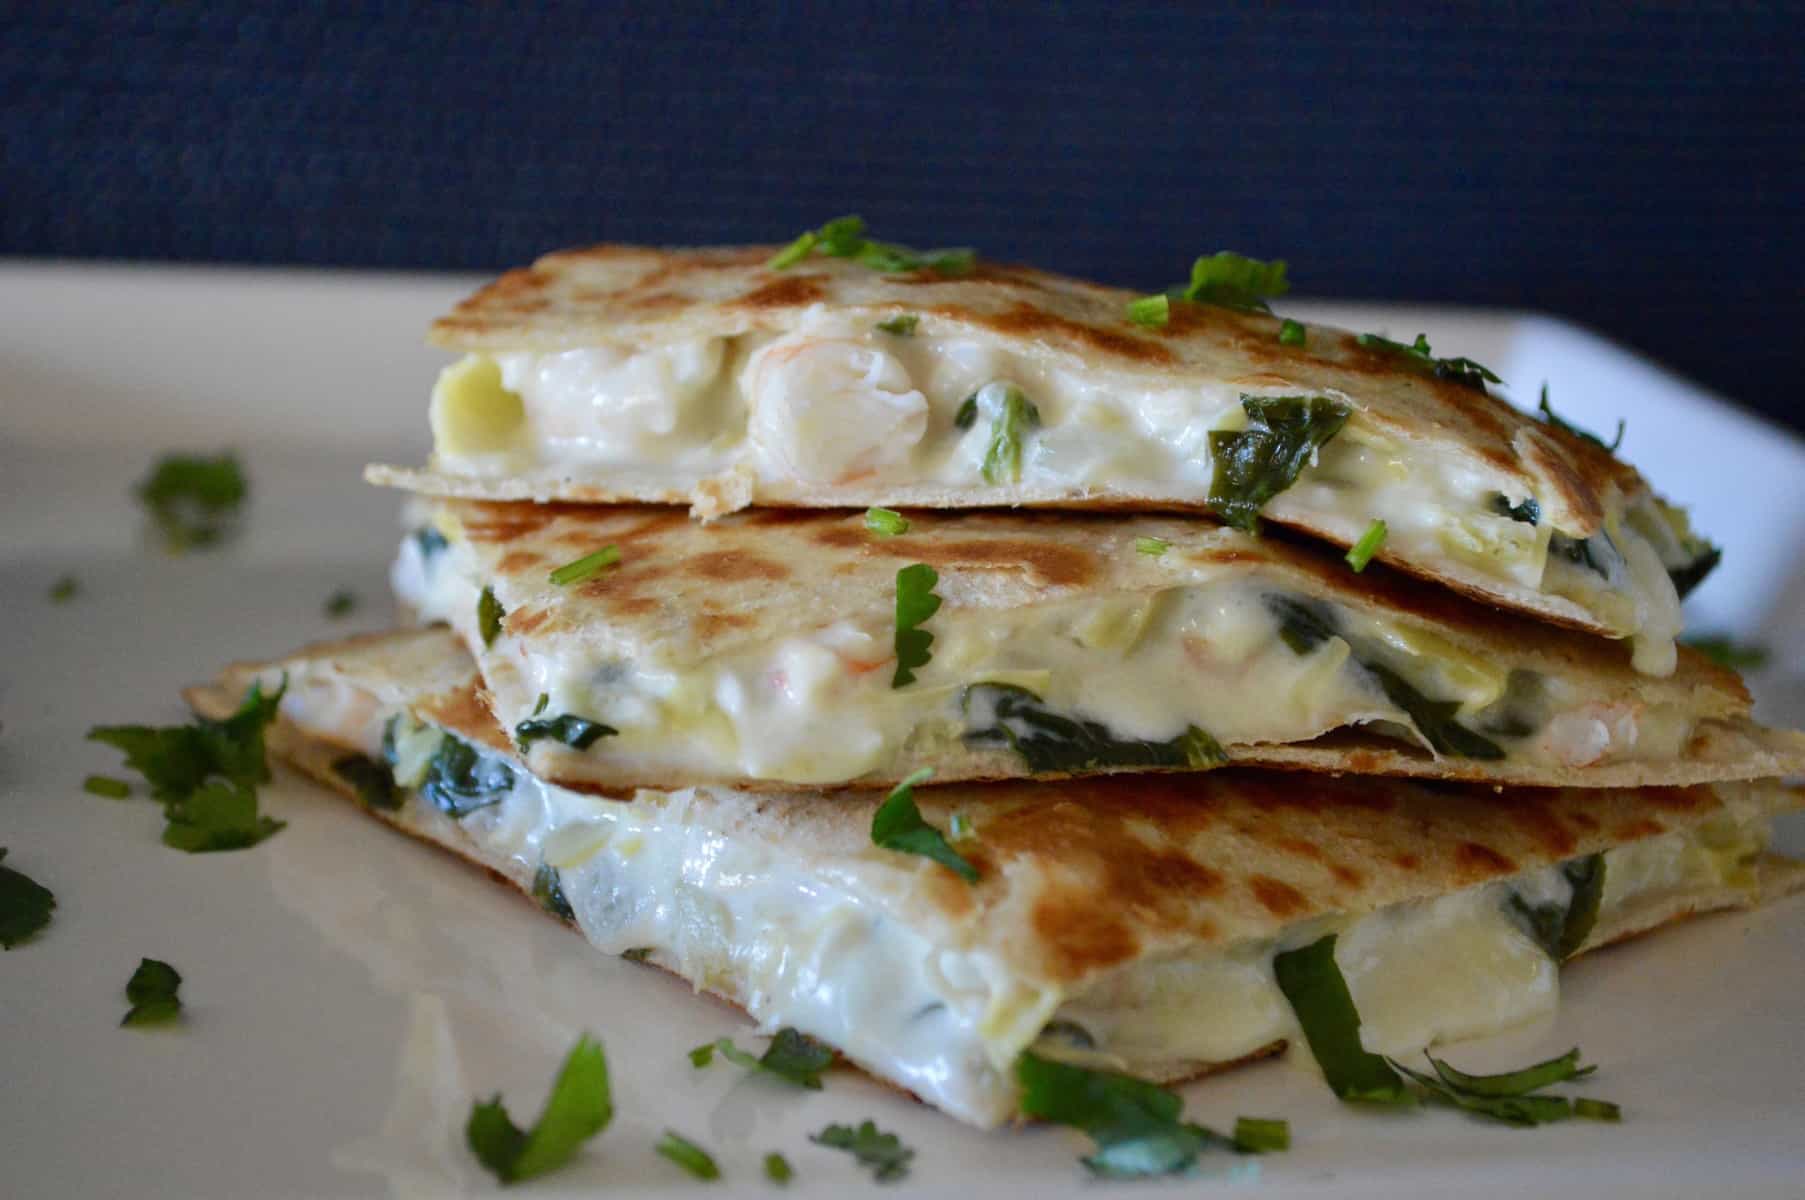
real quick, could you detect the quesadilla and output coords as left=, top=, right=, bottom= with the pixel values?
left=188, top=627, right=1804, bottom=1129
left=367, top=242, right=1719, bottom=674
left=390, top=499, right=1805, bottom=794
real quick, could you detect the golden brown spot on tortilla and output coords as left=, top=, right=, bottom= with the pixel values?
left=694, top=610, right=756, bottom=639
left=942, top=300, right=1175, bottom=366
left=1455, top=841, right=1516, bottom=877
left=1329, top=862, right=1365, bottom=888
left=812, top=525, right=869, bottom=550
left=1501, top=798, right=1579, bottom=859
left=497, top=550, right=542, bottom=575
left=853, top=536, right=1097, bottom=588
left=1393, top=852, right=1422, bottom=871
left=603, top=593, right=660, bottom=617
left=687, top=549, right=792, bottom=582
left=732, top=275, right=828, bottom=309
left=506, top=607, right=551, bottom=636
left=1613, top=818, right=1666, bottom=841
left=1276, top=836, right=1324, bottom=862
left=1641, top=786, right=1711, bottom=813
left=1248, top=875, right=1308, bottom=919
left=1033, top=900, right=1137, bottom=977
left=416, top=684, right=513, bottom=755
left=1570, top=811, right=1601, bottom=832
left=459, top=502, right=562, bottom=543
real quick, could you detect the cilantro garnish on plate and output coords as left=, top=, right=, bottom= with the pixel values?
left=467, top=1033, right=613, bottom=1184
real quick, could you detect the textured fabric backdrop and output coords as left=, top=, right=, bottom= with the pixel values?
left=4, top=3, right=1801, bottom=430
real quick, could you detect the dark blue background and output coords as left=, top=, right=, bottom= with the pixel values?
left=5, top=3, right=1801, bottom=430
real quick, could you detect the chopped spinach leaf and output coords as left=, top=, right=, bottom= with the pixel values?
left=1345, top=519, right=1387, bottom=572
left=122, top=957, right=183, bottom=1027
left=1507, top=853, right=1604, bottom=961
left=693, top=1027, right=836, bottom=1089
left=763, top=1152, right=793, bottom=1183
left=323, top=589, right=357, bottom=618
left=864, top=506, right=910, bottom=537
left=1125, top=293, right=1171, bottom=327
left=1207, top=395, right=1351, bottom=532
left=1682, top=635, right=1769, bottom=671
left=962, top=683, right=1226, bottom=774
left=1272, top=934, right=1410, bottom=1104
left=810, top=1119, right=914, bottom=1183
left=1391, top=1058, right=1573, bottom=1126
left=331, top=753, right=399, bottom=811
left=0, top=848, right=55, bottom=949
left=1489, top=493, right=1541, bottom=525
left=1278, top=318, right=1307, bottom=346
left=419, top=734, right=515, bottom=818
left=1668, top=542, right=1722, bottom=599
left=549, top=544, right=621, bottom=586
left=532, top=863, right=576, bottom=921
left=49, top=574, right=79, bottom=603
left=1015, top=1051, right=1235, bottom=1178
left=466, top=1033, right=613, bottom=1184
left=875, top=313, right=918, bottom=336
left=871, top=768, right=979, bottom=882
left=1267, top=594, right=1339, bottom=655
left=953, top=392, right=980, bottom=430
left=136, top=452, right=248, bottom=550
left=83, top=775, right=131, bottom=799
left=769, top=215, right=974, bottom=277
left=1536, top=385, right=1623, bottom=452
left=891, top=563, right=941, bottom=687
left=1357, top=332, right=1501, bottom=391
left=515, top=714, right=616, bottom=753
left=979, top=384, right=1042, bottom=485
left=655, top=1131, right=720, bottom=1180
left=1425, top=1046, right=1594, bottom=1097
left=477, top=587, right=504, bottom=647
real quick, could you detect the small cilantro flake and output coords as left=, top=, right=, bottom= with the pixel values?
left=1015, top=1051, right=1236, bottom=1178
left=83, top=775, right=131, bottom=799
left=1233, top=1116, right=1289, bottom=1153
left=466, top=1033, right=613, bottom=1184
left=871, top=767, right=978, bottom=882
left=1278, top=318, right=1307, bottom=346
left=136, top=452, right=248, bottom=551
left=1125, top=294, right=1171, bottom=327
left=531, top=862, right=576, bottom=921
left=1536, top=385, right=1625, bottom=452
left=548, top=544, right=621, bottom=587
left=811, top=1119, right=914, bottom=1183
left=1135, top=536, right=1170, bottom=557
left=49, top=574, right=79, bottom=603
left=891, top=564, right=942, bottom=687
left=1182, top=251, right=1291, bottom=313
left=1575, top=1097, right=1622, bottom=1122
left=1357, top=332, right=1501, bottom=391
left=656, top=1131, right=721, bottom=1180
left=875, top=314, right=919, bottom=336
left=692, top=1027, right=836, bottom=1089
left=121, top=957, right=183, bottom=1027
left=864, top=507, right=910, bottom=537
left=1345, top=519, right=1388, bottom=572
left=621, top=947, right=653, bottom=963
left=763, top=1151, right=793, bottom=1183
left=515, top=713, right=616, bottom=753
left=0, top=848, right=55, bottom=949
left=769, top=215, right=974, bottom=277
left=478, top=587, right=504, bottom=647
left=323, top=589, right=357, bottom=619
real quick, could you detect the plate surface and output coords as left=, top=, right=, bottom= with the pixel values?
left=2, top=265, right=1801, bottom=1199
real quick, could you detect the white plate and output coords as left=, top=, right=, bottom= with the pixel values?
left=2, top=264, right=1801, bottom=1199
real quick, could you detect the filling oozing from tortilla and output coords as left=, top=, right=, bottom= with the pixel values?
left=425, top=320, right=1708, bottom=673
left=273, top=665, right=1783, bottom=1129
left=394, top=526, right=1701, bottom=787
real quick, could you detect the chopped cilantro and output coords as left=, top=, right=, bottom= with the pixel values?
left=810, top=1119, right=914, bottom=1183
left=89, top=678, right=287, bottom=853
left=532, top=862, right=576, bottom=921
left=1536, top=384, right=1624, bottom=452
left=763, top=1152, right=793, bottom=1183
left=136, top=452, right=248, bottom=551
left=1125, top=294, right=1171, bottom=327
left=1682, top=635, right=1769, bottom=671
left=1345, top=519, right=1388, bottom=572
left=865, top=507, right=910, bottom=537
left=532, top=693, right=549, bottom=715
left=621, top=947, right=653, bottom=963
left=1388, top=1047, right=1613, bottom=1127
left=323, top=589, right=357, bottom=618
left=1357, top=332, right=1501, bottom=391
left=121, top=957, right=183, bottom=1027
left=656, top=1131, right=720, bottom=1180
left=871, top=768, right=978, bottom=883
left=419, top=734, right=515, bottom=818
left=769, top=215, right=974, bottom=277
left=1575, top=1097, right=1622, bottom=1122
left=515, top=714, right=616, bottom=753
left=978, top=384, right=1042, bottom=485
left=1134, top=536, right=1170, bottom=557
left=1272, top=934, right=1410, bottom=1104
left=1233, top=1116, right=1290, bottom=1154
left=1423, top=1046, right=1595, bottom=1097
left=692, top=1026, right=834, bottom=1088
left=1015, top=1051, right=1235, bottom=1178
left=331, top=754, right=399, bottom=810
left=478, top=586, right=504, bottom=647
left=1278, top=318, right=1307, bottom=346
left=875, top=314, right=919, bottom=336
left=1180, top=252, right=1291, bottom=313
left=466, top=1033, right=613, bottom=1184
left=891, top=563, right=941, bottom=687
left=1208, top=395, right=1351, bottom=532
left=1507, top=853, right=1604, bottom=961
left=961, top=684, right=1225, bottom=774
left=0, top=848, right=55, bottom=949
left=549, top=545, right=621, bottom=587
left=49, top=574, right=79, bottom=603
left=83, top=775, right=131, bottom=799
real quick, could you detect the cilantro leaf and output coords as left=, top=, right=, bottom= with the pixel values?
left=1015, top=1051, right=1234, bottom=1178
left=864, top=506, right=910, bottom=537
left=870, top=768, right=978, bottom=883
left=1575, top=1098, right=1622, bottom=1122
left=478, top=586, right=504, bottom=647
left=1135, top=536, right=1170, bottom=557
left=136, top=452, right=248, bottom=551
left=970, top=383, right=1041, bottom=485
left=891, top=563, right=942, bottom=687
left=810, top=1119, right=914, bottom=1183
left=1232, top=1116, right=1290, bottom=1153
left=695, top=1027, right=836, bottom=1089
left=1180, top=252, right=1291, bottom=313
left=961, top=684, right=1226, bottom=774
left=1272, top=934, right=1410, bottom=1104
left=1536, top=385, right=1624, bottom=452
left=515, top=714, right=616, bottom=752
left=83, top=775, right=131, bottom=799
left=1507, top=853, right=1604, bottom=961
left=1357, top=332, right=1501, bottom=391
left=763, top=1152, right=793, bottom=1183
left=0, top=848, right=55, bottom=949
left=89, top=678, right=287, bottom=853
left=656, top=1131, right=720, bottom=1180
left=532, top=863, right=576, bottom=921
left=1207, top=395, right=1351, bottom=532
left=49, top=574, right=79, bottom=603
left=331, top=753, right=399, bottom=811
left=1682, top=635, right=1770, bottom=671
left=1125, top=294, right=1171, bottom=327
left=122, top=957, right=183, bottom=1026
left=419, top=734, right=515, bottom=818
left=1345, top=519, right=1387, bottom=572
left=466, top=1033, right=613, bottom=1183
left=769, top=215, right=974, bottom=277
left=549, top=545, right=621, bottom=587
left=1278, top=318, right=1307, bottom=347
left=875, top=314, right=918, bottom=336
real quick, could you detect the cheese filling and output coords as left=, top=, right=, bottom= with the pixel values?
left=272, top=673, right=1777, bottom=1129
left=395, top=529, right=1698, bottom=786
left=426, top=323, right=1696, bottom=667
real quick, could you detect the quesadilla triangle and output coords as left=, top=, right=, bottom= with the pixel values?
left=366, top=242, right=1720, bottom=674
left=189, top=627, right=1805, bottom=1129
left=391, top=500, right=1805, bottom=794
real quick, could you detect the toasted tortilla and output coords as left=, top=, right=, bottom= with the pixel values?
left=187, top=628, right=1805, bottom=1127
left=368, top=243, right=1714, bottom=666
left=391, top=500, right=1805, bottom=794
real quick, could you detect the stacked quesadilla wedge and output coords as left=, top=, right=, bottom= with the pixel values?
left=190, top=232, right=1804, bottom=1145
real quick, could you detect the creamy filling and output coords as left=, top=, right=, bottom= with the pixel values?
left=425, top=322, right=1692, bottom=665
left=397, top=529, right=1697, bottom=786
left=273, top=676, right=1774, bottom=1128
